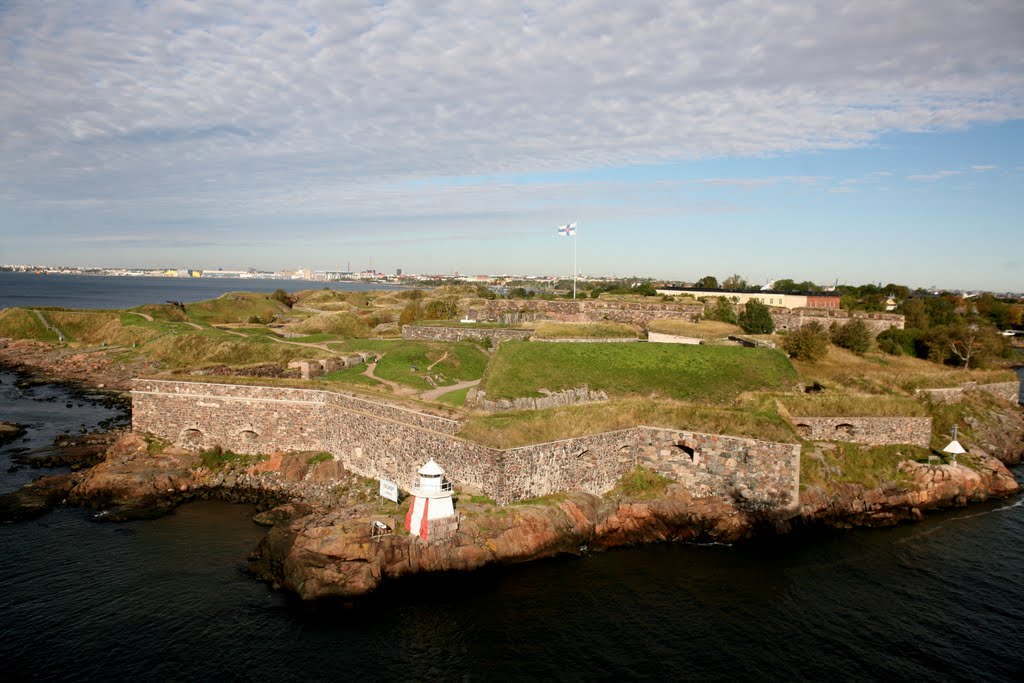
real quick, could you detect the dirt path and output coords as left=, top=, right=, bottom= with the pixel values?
left=31, top=310, right=67, bottom=341
left=124, top=311, right=153, bottom=322
left=361, top=356, right=415, bottom=395
left=419, top=378, right=480, bottom=402
left=425, top=351, right=449, bottom=371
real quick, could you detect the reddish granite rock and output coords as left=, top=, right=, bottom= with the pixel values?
left=69, top=432, right=201, bottom=511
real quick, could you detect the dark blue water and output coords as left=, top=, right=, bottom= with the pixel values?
left=0, top=271, right=399, bottom=310
left=1, top=375, right=1021, bottom=681
left=1, top=278, right=1022, bottom=681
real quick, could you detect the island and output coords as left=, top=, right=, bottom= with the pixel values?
left=1, top=285, right=1020, bottom=600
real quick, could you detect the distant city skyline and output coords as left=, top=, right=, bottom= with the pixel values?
left=1, top=2, right=1022, bottom=291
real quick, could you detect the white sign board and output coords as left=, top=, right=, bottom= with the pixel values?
left=379, top=479, right=399, bottom=503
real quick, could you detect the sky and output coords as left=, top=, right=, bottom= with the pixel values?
left=1, top=1, right=1022, bottom=291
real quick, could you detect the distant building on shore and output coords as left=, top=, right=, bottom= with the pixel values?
left=656, top=287, right=841, bottom=310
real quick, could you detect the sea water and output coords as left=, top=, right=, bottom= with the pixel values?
left=1, top=277, right=1022, bottom=680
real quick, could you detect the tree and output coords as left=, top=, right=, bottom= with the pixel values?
left=783, top=321, right=829, bottom=361
left=706, top=297, right=737, bottom=324
left=876, top=327, right=919, bottom=356
left=831, top=319, right=871, bottom=355
left=737, top=299, right=774, bottom=334
left=399, top=301, right=422, bottom=326
left=695, top=275, right=719, bottom=290
left=721, top=274, right=747, bottom=291
left=901, top=298, right=928, bottom=329
left=270, top=288, right=294, bottom=308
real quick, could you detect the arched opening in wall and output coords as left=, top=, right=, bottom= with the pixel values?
left=180, top=428, right=205, bottom=451
left=835, top=423, right=856, bottom=439
left=796, top=424, right=811, bottom=439
left=671, top=444, right=699, bottom=465
left=238, top=430, right=259, bottom=447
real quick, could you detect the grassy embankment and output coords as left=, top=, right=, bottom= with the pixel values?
left=480, top=341, right=795, bottom=401
left=462, top=342, right=798, bottom=446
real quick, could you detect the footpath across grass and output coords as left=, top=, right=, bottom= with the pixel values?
left=481, top=341, right=796, bottom=402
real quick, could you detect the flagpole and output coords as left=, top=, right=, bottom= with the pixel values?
left=573, top=227, right=577, bottom=300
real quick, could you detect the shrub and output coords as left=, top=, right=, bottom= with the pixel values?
left=270, top=289, right=295, bottom=308
left=737, top=299, right=774, bottom=334
left=707, top=297, right=737, bottom=324
left=399, top=301, right=422, bottom=325
left=783, top=321, right=829, bottom=361
left=831, top=319, right=871, bottom=355
left=877, top=327, right=918, bottom=356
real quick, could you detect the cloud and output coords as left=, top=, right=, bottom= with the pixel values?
left=970, top=165, right=997, bottom=171
left=0, top=0, right=1022, bottom=241
left=908, top=170, right=963, bottom=182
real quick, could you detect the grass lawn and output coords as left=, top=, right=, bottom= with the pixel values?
left=331, top=339, right=489, bottom=391
left=437, top=385, right=472, bottom=407
left=481, top=341, right=796, bottom=402
left=318, top=367, right=388, bottom=390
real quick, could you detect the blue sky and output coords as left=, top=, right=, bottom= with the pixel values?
left=1, top=1, right=1022, bottom=291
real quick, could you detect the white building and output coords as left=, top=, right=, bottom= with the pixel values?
left=405, top=459, right=457, bottom=542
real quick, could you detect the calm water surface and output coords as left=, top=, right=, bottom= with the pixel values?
left=0, top=277, right=1022, bottom=681
left=0, top=271, right=399, bottom=310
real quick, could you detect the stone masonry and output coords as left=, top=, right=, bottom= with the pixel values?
left=791, top=416, right=932, bottom=448
left=470, top=299, right=705, bottom=326
left=401, top=325, right=532, bottom=344
left=770, top=308, right=905, bottom=336
left=132, top=379, right=801, bottom=510
left=917, top=381, right=1021, bottom=405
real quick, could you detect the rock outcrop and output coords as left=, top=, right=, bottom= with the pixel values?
left=2, top=431, right=1019, bottom=601
left=799, top=454, right=1020, bottom=527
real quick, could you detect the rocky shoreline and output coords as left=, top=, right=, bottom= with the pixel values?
left=1, top=346, right=1021, bottom=601
left=2, top=428, right=1019, bottom=600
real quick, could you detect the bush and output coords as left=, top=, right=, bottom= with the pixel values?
left=877, top=327, right=919, bottom=356
left=399, top=301, right=422, bottom=326
left=737, top=299, right=774, bottom=334
left=706, top=297, right=737, bottom=324
left=270, top=288, right=295, bottom=308
left=783, top=321, right=829, bottom=361
left=831, top=319, right=871, bottom=355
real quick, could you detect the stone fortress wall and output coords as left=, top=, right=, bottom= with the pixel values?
left=401, top=325, right=532, bottom=344
left=459, top=298, right=904, bottom=338
left=469, top=299, right=706, bottom=326
left=917, top=381, right=1020, bottom=405
left=769, top=308, right=904, bottom=336
left=132, top=379, right=801, bottom=510
left=791, top=416, right=933, bottom=448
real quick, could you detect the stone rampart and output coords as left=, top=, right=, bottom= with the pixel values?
left=791, top=416, right=932, bottom=447
left=473, top=387, right=609, bottom=413
left=917, top=381, right=1020, bottom=405
left=531, top=337, right=639, bottom=343
left=770, top=309, right=905, bottom=336
left=470, top=299, right=704, bottom=326
left=132, top=380, right=801, bottom=509
left=401, top=325, right=532, bottom=344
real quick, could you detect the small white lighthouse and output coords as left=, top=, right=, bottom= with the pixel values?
left=405, top=459, right=457, bottom=542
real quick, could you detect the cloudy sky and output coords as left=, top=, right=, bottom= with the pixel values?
left=1, top=1, right=1022, bottom=290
